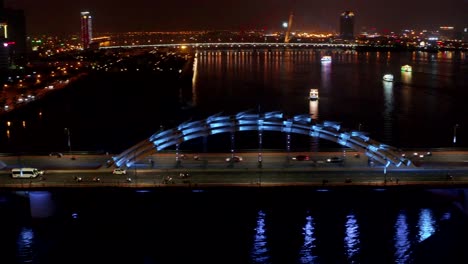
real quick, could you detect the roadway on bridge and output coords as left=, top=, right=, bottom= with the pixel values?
left=0, top=150, right=467, bottom=188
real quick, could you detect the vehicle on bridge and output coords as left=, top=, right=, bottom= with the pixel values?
left=11, top=168, right=44, bottom=178
left=226, top=156, right=243, bottom=162
left=112, top=168, right=127, bottom=175
left=326, top=157, right=344, bottom=163
left=292, top=155, right=310, bottom=161
left=49, top=152, right=63, bottom=158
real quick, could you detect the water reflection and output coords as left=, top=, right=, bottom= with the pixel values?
left=309, top=100, right=319, bottom=120
left=344, top=212, right=360, bottom=263
left=320, top=60, right=332, bottom=89
left=251, top=210, right=270, bottom=264
left=383, top=80, right=394, bottom=143
left=17, top=227, right=34, bottom=263
left=401, top=71, right=412, bottom=84
left=299, top=215, right=317, bottom=263
left=394, top=211, right=411, bottom=264
left=309, top=99, right=320, bottom=152
left=191, top=53, right=199, bottom=106
left=29, top=191, right=55, bottom=218
left=440, top=212, right=451, bottom=221
left=417, top=208, right=436, bottom=242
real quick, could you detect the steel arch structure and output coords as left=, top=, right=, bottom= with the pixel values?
left=113, top=110, right=412, bottom=168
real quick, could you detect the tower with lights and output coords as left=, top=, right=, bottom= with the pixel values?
left=340, top=11, right=355, bottom=40
left=80, top=11, right=93, bottom=49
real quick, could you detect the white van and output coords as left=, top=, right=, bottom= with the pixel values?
left=11, top=168, right=45, bottom=178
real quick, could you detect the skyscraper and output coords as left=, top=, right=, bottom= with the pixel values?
left=0, top=1, right=27, bottom=56
left=80, top=11, right=93, bottom=49
left=340, top=11, right=355, bottom=40
left=0, top=28, right=8, bottom=70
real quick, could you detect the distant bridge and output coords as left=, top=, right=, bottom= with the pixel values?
left=100, top=42, right=357, bottom=50
left=113, top=110, right=412, bottom=169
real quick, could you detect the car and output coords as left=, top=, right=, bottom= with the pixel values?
left=112, top=168, right=127, bottom=175
left=49, top=152, right=63, bottom=158
left=226, top=156, right=243, bottom=162
left=326, top=157, right=344, bottom=163
left=292, top=155, right=310, bottom=161
left=179, top=172, right=190, bottom=178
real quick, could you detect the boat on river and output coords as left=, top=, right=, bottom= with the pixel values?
left=321, top=56, right=332, bottom=62
left=383, top=74, right=394, bottom=82
left=401, top=65, right=412, bottom=72
left=309, top=89, right=319, bottom=100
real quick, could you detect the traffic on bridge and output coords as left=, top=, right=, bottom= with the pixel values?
left=1, top=149, right=467, bottom=189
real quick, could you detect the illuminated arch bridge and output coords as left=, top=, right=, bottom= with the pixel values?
left=113, top=110, right=412, bottom=168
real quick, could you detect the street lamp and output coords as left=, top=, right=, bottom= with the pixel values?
left=64, top=128, right=73, bottom=159
left=453, top=124, right=459, bottom=144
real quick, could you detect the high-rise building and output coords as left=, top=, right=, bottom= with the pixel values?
left=0, top=1, right=27, bottom=56
left=80, top=11, right=93, bottom=49
left=340, top=11, right=355, bottom=40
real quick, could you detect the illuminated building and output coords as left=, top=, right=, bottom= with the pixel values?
left=80, top=11, right=93, bottom=49
left=0, top=37, right=8, bottom=70
left=438, top=26, right=455, bottom=40
left=0, top=1, right=27, bottom=56
left=340, top=11, right=355, bottom=40
left=0, top=1, right=8, bottom=70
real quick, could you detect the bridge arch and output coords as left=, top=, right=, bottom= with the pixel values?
left=113, top=110, right=412, bottom=168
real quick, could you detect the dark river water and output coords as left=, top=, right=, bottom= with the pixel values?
left=0, top=49, right=467, bottom=263
left=0, top=49, right=467, bottom=154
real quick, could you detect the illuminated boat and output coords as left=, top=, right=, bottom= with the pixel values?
left=401, top=65, right=412, bottom=72
left=309, top=89, right=319, bottom=100
left=383, top=74, right=394, bottom=82
left=321, top=56, right=332, bottom=62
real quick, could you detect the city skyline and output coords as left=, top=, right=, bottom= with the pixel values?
left=5, top=0, right=468, bottom=34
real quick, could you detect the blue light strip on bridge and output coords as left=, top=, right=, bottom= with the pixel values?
left=112, top=110, right=411, bottom=168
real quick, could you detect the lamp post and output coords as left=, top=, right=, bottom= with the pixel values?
left=64, top=128, right=73, bottom=159
left=453, top=124, right=459, bottom=144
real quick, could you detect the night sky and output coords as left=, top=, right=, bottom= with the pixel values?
left=5, top=0, right=468, bottom=34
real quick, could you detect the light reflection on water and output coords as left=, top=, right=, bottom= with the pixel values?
left=251, top=210, right=270, bottom=264
left=17, top=227, right=34, bottom=263
left=394, top=211, right=411, bottom=264
left=0, top=50, right=466, bottom=151
left=344, top=212, right=361, bottom=263
left=417, top=208, right=436, bottom=242
left=5, top=189, right=461, bottom=264
left=299, top=215, right=317, bottom=264
left=383, top=80, right=394, bottom=143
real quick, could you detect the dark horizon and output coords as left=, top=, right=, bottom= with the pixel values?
left=5, top=0, right=468, bottom=35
